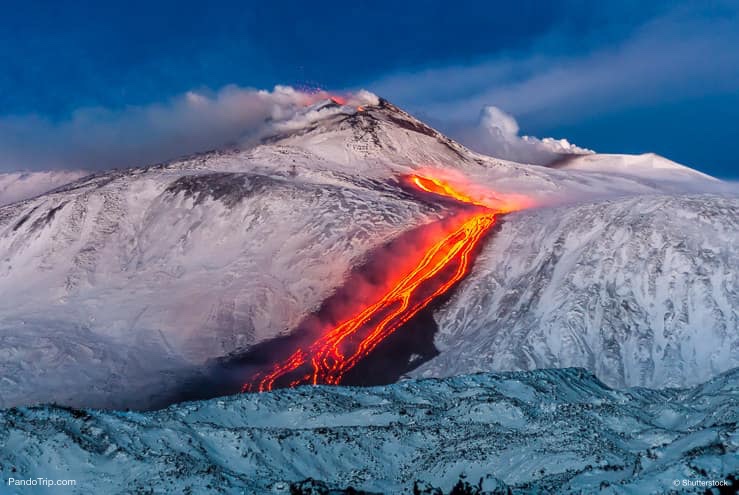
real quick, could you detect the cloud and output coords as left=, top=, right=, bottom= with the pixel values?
left=455, top=105, right=592, bottom=165
left=367, top=2, right=739, bottom=127
left=0, top=86, right=378, bottom=172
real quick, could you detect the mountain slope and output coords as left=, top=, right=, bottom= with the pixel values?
left=1, top=368, right=736, bottom=494
left=418, top=194, right=739, bottom=388
left=0, top=161, right=445, bottom=409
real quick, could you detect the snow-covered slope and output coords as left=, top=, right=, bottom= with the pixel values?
left=1, top=368, right=736, bottom=494
left=0, top=170, right=88, bottom=206
left=553, top=152, right=717, bottom=183
left=0, top=96, right=735, bottom=409
left=418, top=194, right=739, bottom=389
left=0, top=161, right=445, bottom=409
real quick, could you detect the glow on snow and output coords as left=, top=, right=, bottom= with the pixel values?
left=244, top=174, right=520, bottom=392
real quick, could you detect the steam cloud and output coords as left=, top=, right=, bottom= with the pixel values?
left=0, top=86, right=379, bottom=172
left=457, top=105, right=593, bottom=165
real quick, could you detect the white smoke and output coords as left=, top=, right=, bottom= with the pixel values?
left=0, top=86, right=379, bottom=172
left=458, top=105, right=593, bottom=165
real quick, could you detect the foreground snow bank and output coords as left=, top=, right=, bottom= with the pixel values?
left=1, top=367, right=736, bottom=494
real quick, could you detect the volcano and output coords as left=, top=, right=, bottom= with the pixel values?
left=0, top=94, right=736, bottom=410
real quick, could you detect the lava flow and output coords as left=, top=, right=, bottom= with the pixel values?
left=243, top=174, right=513, bottom=392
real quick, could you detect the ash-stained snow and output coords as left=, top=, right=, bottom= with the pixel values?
left=0, top=96, right=736, bottom=409
left=1, top=368, right=736, bottom=494
left=416, top=194, right=739, bottom=389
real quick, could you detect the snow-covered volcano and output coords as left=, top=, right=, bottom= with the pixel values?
left=0, top=95, right=736, bottom=409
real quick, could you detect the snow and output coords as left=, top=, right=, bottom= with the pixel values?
left=553, top=152, right=718, bottom=183
left=418, top=194, right=739, bottom=389
left=0, top=368, right=736, bottom=494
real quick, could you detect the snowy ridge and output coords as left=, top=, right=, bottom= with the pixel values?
left=1, top=368, right=736, bottom=494
left=552, top=152, right=718, bottom=183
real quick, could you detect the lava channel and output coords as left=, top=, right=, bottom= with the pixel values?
left=243, top=174, right=514, bottom=392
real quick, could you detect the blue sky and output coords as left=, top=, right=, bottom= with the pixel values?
left=1, top=0, right=738, bottom=177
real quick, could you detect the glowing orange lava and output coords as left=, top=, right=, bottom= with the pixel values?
left=243, top=174, right=511, bottom=392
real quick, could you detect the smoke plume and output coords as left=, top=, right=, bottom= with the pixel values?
left=456, top=105, right=593, bottom=165
left=0, top=86, right=378, bottom=172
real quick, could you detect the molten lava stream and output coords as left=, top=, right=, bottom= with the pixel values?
left=243, top=175, right=506, bottom=392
